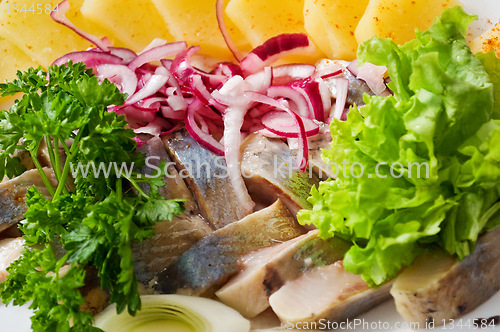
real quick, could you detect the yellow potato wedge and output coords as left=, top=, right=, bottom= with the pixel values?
left=304, top=0, right=369, bottom=60
left=80, top=0, right=174, bottom=52
left=226, top=0, right=325, bottom=64
left=0, top=37, right=39, bottom=82
left=0, top=0, right=103, bottom=68
left=355, top=0, right=462, bottom=46
left=151, top=0, right=250, bottom=59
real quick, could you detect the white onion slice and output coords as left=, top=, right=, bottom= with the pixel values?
left=272, top=64, right=315, bottom=85
left=261, top=111, right=319, bottom=138
left=167, top=95, right=188, bottom=112
left=139, top=38, right=168, bottom=55
left=185, top=99, right=225, bottom=156
left=212, top=77, right=257, bottom=214
left=245, top=91, right=308, bottom=171
left=222, top=102, right=255, bottom=214
left=332, top=78, right=349, bottom=120
left=267, top=85, right=311, bottom=118
left=356, top=62, right=388, bottom=96
left=244, top=67, right=272, bottom=94
left=318, top=78, right=332, bottom=120
left=126, top=72, right=169, bottom=105
left=128, top=42, right=187, bottom=72
left=96, top=64, right=137, bottom=97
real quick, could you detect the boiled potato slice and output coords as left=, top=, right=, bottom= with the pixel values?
left=0, top=37, right=39, bottom=82
left=0, top=0, right=103, bottom=68
left=151, top=0, right=250, bottom=59
left=66, top=0, right=125, bottom=48
left=470, top=23, right=500, bottom=57
left=80, top=0, right=174, bottom=52
left=303, top=1, right=330, bottom=58
left=226, top=0, right=325, bottom=63
left=355, top=0, right=462, bottom=46
left=304, top=0, right=369, bottom=60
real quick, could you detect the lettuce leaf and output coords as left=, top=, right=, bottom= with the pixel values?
left=298, top=6, right=500, bottom=287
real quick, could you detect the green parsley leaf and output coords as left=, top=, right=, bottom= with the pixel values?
left=0, top=246, right=97, bottom=332
left=135, top=199, right=185, bottom=226
left=0, top=62, right=185, bottom=332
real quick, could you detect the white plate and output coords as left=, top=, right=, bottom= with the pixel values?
left=1, top=1, right=500, bottom=331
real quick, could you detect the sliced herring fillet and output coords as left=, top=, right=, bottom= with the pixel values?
left=391, top=225, right=500, bottom=326
left=154, top=200, right=305, bottom=296
left=269, top=262, right=392, bottom=325
left=163, top=128, right=248, bottom=229
left=240, top=133, right=320, bottom=218
left=0, top=168, right=57, bottom=233
left=216, top=230, right=351, bottom=318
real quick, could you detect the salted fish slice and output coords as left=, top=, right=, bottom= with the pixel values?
left=0, top=168, right=57, bottom=233
left=163, top=128, right=247, bottom=229
left=216, top=230, right=351, bottom=318
left=241, top=133, right=320, bottom=217
left=391, top=225, right=500, bottom=326
left=136, top=136, right=198, bottom=213
left=132, top=136, right=213, bottom=286
left=269, top=262, right=393, bottom=326
left=153, top=200, right=305, bottom=297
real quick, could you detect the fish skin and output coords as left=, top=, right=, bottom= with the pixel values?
left=216, top=230, right=352, bottom=318
left=154, top=200, right=305, bottom=297
left=132, top=136, right=213, bottom=286
left=269, top=262, right=393, bottom=326
left=241, top=133, right=320, bottom=217
left=263, top=230, right=351, bottom=288
left=0, top=168, right=57, bottom=233
left=342, top=64, right=374, bottom=106
left=136, top=136, right=198, bottom=213
left=391, top=224, right=500, bottom=326
left=163, top=128, right=248, bottom=229
left=133, top=214, right=213, bottom=286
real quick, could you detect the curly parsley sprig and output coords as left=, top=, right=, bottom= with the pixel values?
left=0, top=63, right=184, bottom=331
